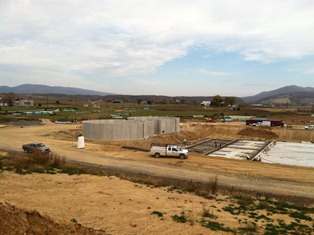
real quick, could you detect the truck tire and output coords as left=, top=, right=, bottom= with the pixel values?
left=179, top=154, right=186, bottom=159
left=154, top=153, right=160, bottom=158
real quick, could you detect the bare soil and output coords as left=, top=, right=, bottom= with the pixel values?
left=0, top=120, right=314, bottom=234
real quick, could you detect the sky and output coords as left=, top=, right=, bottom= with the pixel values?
left=1, top=0, right=314, bottom=97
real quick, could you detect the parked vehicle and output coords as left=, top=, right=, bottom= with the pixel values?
left=246, top=120, right=283, bottom=127
left=304, top=125, right=314, bottom=130
left=150, top=144, right=188, bottom=159
left=250, top=121, right=271, bottom=127
left=22, top=142, right=51, bottom=153
left=250, top=122, right=262, bottom=126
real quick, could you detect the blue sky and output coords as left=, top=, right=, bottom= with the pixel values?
left=1, top=0, right=314, bottom=96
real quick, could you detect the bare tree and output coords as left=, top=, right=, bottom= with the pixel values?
left=3, top=93, right=15, bottom=106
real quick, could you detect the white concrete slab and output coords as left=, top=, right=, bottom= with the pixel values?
left=261, top=142, right=314, bottom=168
left=208, top=140, right=313, bottom=168
left=209, top=140, right=268, bottom=160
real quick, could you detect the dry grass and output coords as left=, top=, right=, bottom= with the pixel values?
left=1, top=150, right=314, bottom=234
left=0, top=150, right=66, bottom=174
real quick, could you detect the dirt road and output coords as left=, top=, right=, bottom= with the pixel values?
left=1, top=122, right=314, bottom=199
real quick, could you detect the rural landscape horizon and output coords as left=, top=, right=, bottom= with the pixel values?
left=1, top=1, right=314, bottom=234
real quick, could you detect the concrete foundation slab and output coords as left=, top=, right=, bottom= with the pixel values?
left=261, top=142, right=314, bottom=167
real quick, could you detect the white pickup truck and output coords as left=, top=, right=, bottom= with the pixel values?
left=150, top=144, right=188, bottom=159
left=304, top=125, right=314, bottom=130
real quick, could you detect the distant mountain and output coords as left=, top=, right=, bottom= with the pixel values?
left=0, top=84, right=113, bottom=96
left=242, top=85, right=314, bottom=104
left=2, top=84, right=313, bottom=105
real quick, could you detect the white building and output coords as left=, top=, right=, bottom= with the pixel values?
left=14, top=97, right=34, bottom=107
left=200, top=101, right=211, bottom=107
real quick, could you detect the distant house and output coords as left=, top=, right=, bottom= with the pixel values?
left=112, top=99, right=123, bottom=104
left=251, top=103, right=264, bottom=107
left=0, top=97, right=8, bottom=107
left=14, top=97, right=34, bottom=107
left=200, top=101, right=211, bottom=107
left=246, top=118, right=284, bottom=127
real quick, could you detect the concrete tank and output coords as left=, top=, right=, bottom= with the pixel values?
left=128, top=116, right=180, bottom=134
left=83, top=116, right=180, bottom=141
left=83, top=119, right=154, bottom=141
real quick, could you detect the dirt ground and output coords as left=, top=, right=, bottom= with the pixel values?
left=0, top=120, right=314, bottom=234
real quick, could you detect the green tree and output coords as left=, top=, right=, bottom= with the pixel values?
left=136, top=99, right=142, bottom=105
left=224, top=96, right=235, bottom=106
left=211, top=95, right=223, bottom=107
left=3, top=92, right=15, bottom=106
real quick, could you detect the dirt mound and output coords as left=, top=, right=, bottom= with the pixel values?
left=237, top=127, right=279, bottom=139
left=0, top=202, right=106, bottom=235
left=51, top=128, right=82, bottom=140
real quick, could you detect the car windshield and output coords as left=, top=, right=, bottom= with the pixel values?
left=36, top=143, right=45, bottom=147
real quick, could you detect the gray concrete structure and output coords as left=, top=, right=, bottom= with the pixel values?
left=83, top=116, right=180, bottom=141
left=128, top=116, right=180, bottom=134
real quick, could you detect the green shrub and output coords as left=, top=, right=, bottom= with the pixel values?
left=172, top=212, right=187, bottom=223
left=201, top=220, right=234, bottom=232
left=151, top=211, right=164, bottom=217
left=289, top=211, right=312, bottom=221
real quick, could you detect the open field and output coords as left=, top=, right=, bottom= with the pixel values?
left=1, top=118, right=314, bottom=234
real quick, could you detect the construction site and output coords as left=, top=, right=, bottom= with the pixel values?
left=81, top=115, right=314, bottom=167
left=1, top=116, right=314, bottom=234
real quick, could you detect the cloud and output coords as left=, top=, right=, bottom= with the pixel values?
left=1, top=0, right=314, bottom=90
left=200, top=69, right=231, bottom=76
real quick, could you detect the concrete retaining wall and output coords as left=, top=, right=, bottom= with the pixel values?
left=83, top=116, right=180, bottom=141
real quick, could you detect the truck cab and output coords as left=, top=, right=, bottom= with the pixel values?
left=304, top=125, right=314, bottom=130
left=150, top=144, right=188, bottom=159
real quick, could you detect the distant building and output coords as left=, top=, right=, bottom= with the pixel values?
left=14, top=97, right=34, bottom=107
left=200, top=101, right=211, bottom=107
left=112, top=99, right=123, bottom=103
left=246, top=118, right=284, bottom=127
left=0, top=97, right=8, bottom=107
left=251, top=103, right=264, bottom=107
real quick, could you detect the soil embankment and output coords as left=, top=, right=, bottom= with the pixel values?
left=0, top=201, right=105, bottom=235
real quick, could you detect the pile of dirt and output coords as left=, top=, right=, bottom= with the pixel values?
left=0, top=202, right=106, bottom=235
left=237, top=127, right=279, bottom=139
left=51, top=128, right=82, bottom=141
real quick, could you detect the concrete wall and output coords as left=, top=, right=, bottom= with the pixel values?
left=128, top=116, right=180, bottom=134
left=83, top=119, right=155, bottom=141
left=83, top=116, right=180, bottom=141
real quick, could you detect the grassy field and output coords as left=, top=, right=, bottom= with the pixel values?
left=0, top=101, right=313, bottom=125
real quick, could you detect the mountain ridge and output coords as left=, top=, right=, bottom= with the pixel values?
left=1, top=84, right=313, bottom=105
left=242, top=85, right=314, bottom=104
left=0, top=84, right=112, bottom=96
